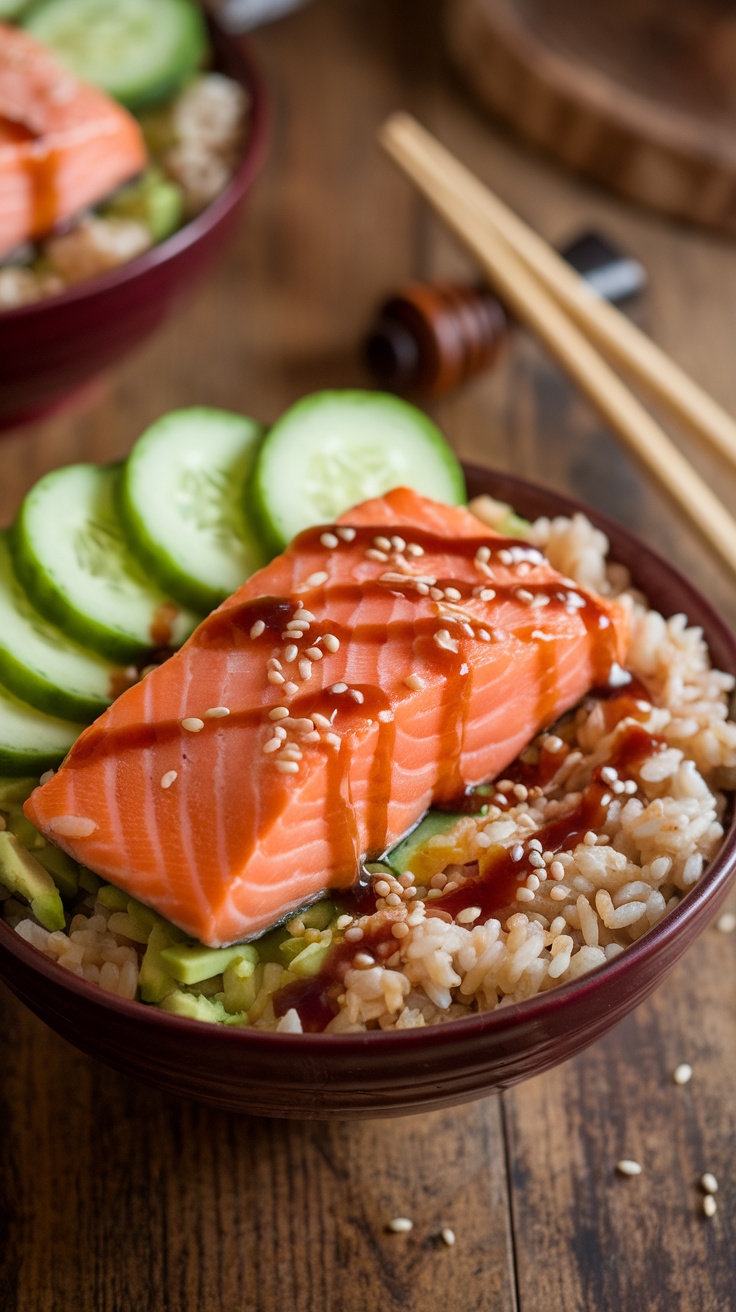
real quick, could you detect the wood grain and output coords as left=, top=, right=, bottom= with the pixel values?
left=2, top=0, right=736, bottom=1308
left=447, top=0, right=736, bottom=232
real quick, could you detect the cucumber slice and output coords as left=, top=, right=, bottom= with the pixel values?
left=247, top=391, right=467, bottom=554
left=0, top=0, right=31, bottom=16
left=0, top=531, right=122, bottom=723
left=11, top=464, right=199, bottom=663
left=24, top=0, right=207, bottom=109
left=119, top=408, right=267, bottom=613
left=0, top=681, right=82, bottom=776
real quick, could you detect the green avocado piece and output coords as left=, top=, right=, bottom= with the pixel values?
left=0, top=777, right=38, bottom=804
left=6, top=808, right=45, bottom=851
left=159, top=989, right=245, bottom=1025
left=0, top=830, right=65, bottom=930
left=34, top=844, right=79, bottom=899
left=289, top=941, right=331, bottom=978
left=386, top=810, right=467, bottom=875
left=160, top=941, right=258, bottom=986
left=139, top=920, right=184, bottom=1003
left=222, top=958, right=261, bottom=1014
left=103, top=168, right=185, bottom=242
left=96, top=884, right=129, bottom=912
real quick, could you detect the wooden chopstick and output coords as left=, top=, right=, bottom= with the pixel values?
left=379, top=113, right=736, bottom=577
left=380, top=112, right=736, bottom=471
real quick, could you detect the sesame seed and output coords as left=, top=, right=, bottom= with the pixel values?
left=320, top=532, right=339, bottom=549
left=549, top=885, right=570, bottom=901
left=404, top=674, right=426, bottom=691
left=275, top=759, right=299, bottom=774
left=39, top=769, right=55, bottom=785
left=545, top=735, right=564, bottom=753
left=374, top=535, right=393, bottom=553
left=374, top=879, right=391, bottom=897
left=406, top=542, right=424, bottom=557
left=528, top=839, right=542, bottom=852
left=281, top=746, right=302, bottom=760
left=616, top=1159, right=642, bottom=1177
left=294, top=609, right=315, bottom=623
left=349, top=689, right=365, bottom=704
left=353, top=951, right=375, bottom=969
left=392, top=922, right=410, bottom=939
left=268, top=670, right=285, bottom=685
left=583, top=831, right=598, bottom=846
left=476, top=832, right=492, bottom=849
left=516, top=887, right=535, bottom=902
left=292, top=718, right=315, bottom=733
left=456, top=906, right=482, bottom=924
left=478, top=629, right=491, bottom=642
left=331, top=682, right=348, bottom=694
left=479, top=588, right=496, bottom=602
left=269, top=707, right=289, bottom=720
left=301, top=731, right=320, bottom=743
left=262, top=737, right=282, bottom=754
left=282, top=682, right=298, bottom=696
left=441, top=1228, right=456, bottom=1247
left=274, top=725, right=287, bottom=740
left=549, top=861, right=565, bottom=880
left=324, top=732, right=341, bottom=748
left=305, top=646, right=323, bottom=660
left=267, top=658, right=282, bottom=670
left=529, top=852, right=545, bottom=869
left=323, top=634, right=340, bottom=653
left=344, top=926, right=364, bottom=942
left=305, top=571, right=329, bottom=587
left=387, top=1217, right=413, bottom=1234
left=284, top=644, right=298, bottom=663
left=517, top=589, right=534, bottom=604
left=703, top=1196, right=717, bottom=1218
left=434, top=629, right=459, bottom=653
left=250, top=620, right=265, bottom=638
left=337, top=526, right=356, bottom=542
left=717, top=912, right=736, bottom=933
left=312, top=712, right=333, bottom=730
left=444, top=587, right=462, bottom=602
left=366, top=548, right=389, bottom=562
left=498, top=549, right=513, bottom=565
left=526, top=874, right=540, bottom=891
left=701, top=1173, right=718, bottom=1194
left=299, top=659, right=312, bottom=680
left=673, top=1063, right=692, bottom=1085
left=513, top=784, right=528, bottom=801
left=475, top=546, right=491, bottom=563
left=511, top=844, right=524, bottom=862
left=336, top=914, right=353, bottom=930
left=181, top=717, right=204, bottom=733
left=160, top=770, right=178, bottom=788
left=286, top=619, right=309, bottom=632
left=391, top=536, right=407, bottom=552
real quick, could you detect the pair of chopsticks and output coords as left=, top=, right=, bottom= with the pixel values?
left=379, top=112, right=736, bottom=576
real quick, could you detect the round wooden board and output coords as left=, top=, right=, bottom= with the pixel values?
left=446, top=0, right=736, bottom=233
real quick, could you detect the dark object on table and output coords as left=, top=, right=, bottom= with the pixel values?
left=0, top=25, right=269, bottom=433
left=1, top=466, right=733, bottom=1120
left=365, top=231, right=645, bottom=396
left=447, top=0, right=736, bottom=234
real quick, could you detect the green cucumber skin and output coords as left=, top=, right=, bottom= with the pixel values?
left=10, top=465, right=197, bottom=664
left=24, top=0, right=208, bottom=111
left=0, top=745, right=66, bottom=776
left=117, top=409, right=267, bottom=614
left=10, top=510, right=141, bottom=665
left=246, top=390, right=467, bottom=556
left=0, top=639, right=110, bottom=725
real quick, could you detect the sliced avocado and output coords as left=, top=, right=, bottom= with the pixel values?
left=6, top=808, right=46, bottom=851
left=0, top=776, right=37, bottom=804
left=102, top=168, right=184, bottom=242
left=289, top=941, right=331, bottom=978
left=386, top=810, right=467, bottom=875
left=223, top=958, right=261, bottom=1014
left=0, top=830, right=65, bottom=931
left=300, top=898, right=336, bottom=931
left=34, top=844, right=79, bottom=899
left=159, top=989, right=245, bottom=1025
left=160, top=940, right=258, bottom=987
left=79, top=867, right=102, bottom=895
left=96, top=884, right=129, bottom=912
left=139, top=920, right=184, bottom=1004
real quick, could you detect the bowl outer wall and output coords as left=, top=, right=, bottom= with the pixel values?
left=0, top=465, right=734, bottom=1119
left=0, top=28, right=269, bottom=428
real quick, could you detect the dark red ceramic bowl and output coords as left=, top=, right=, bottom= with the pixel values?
left=0, top=26, right=268, bottom=431
left=0, top=466, right=734, bottom=1118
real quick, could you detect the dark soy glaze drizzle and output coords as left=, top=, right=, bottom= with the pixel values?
left=273, top=675, right=658, bottom=1032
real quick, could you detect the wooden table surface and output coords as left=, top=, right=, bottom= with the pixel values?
left=1, top=2, right=735, bottom=1308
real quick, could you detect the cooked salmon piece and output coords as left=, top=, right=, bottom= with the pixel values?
left=0, top=25, right=146, bottom=258
left=25, top=488, right=628, bottom=947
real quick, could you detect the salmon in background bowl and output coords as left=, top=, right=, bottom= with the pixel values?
left=0, top=19, right=269, bottom=431
left=0, top=450, right=734, bottom=1119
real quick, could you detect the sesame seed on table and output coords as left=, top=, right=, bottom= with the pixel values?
left=1, top=2, right=736, bottom=1310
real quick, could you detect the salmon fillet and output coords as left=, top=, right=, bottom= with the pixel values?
left=26, top=488, right=628, bottom=946
left=0, top=25, right=146, bottom=257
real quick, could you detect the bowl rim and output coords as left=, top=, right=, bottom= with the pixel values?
left=0, top=29, right=270, bottom=322
left=2, top=464, right=735, bottom=1052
